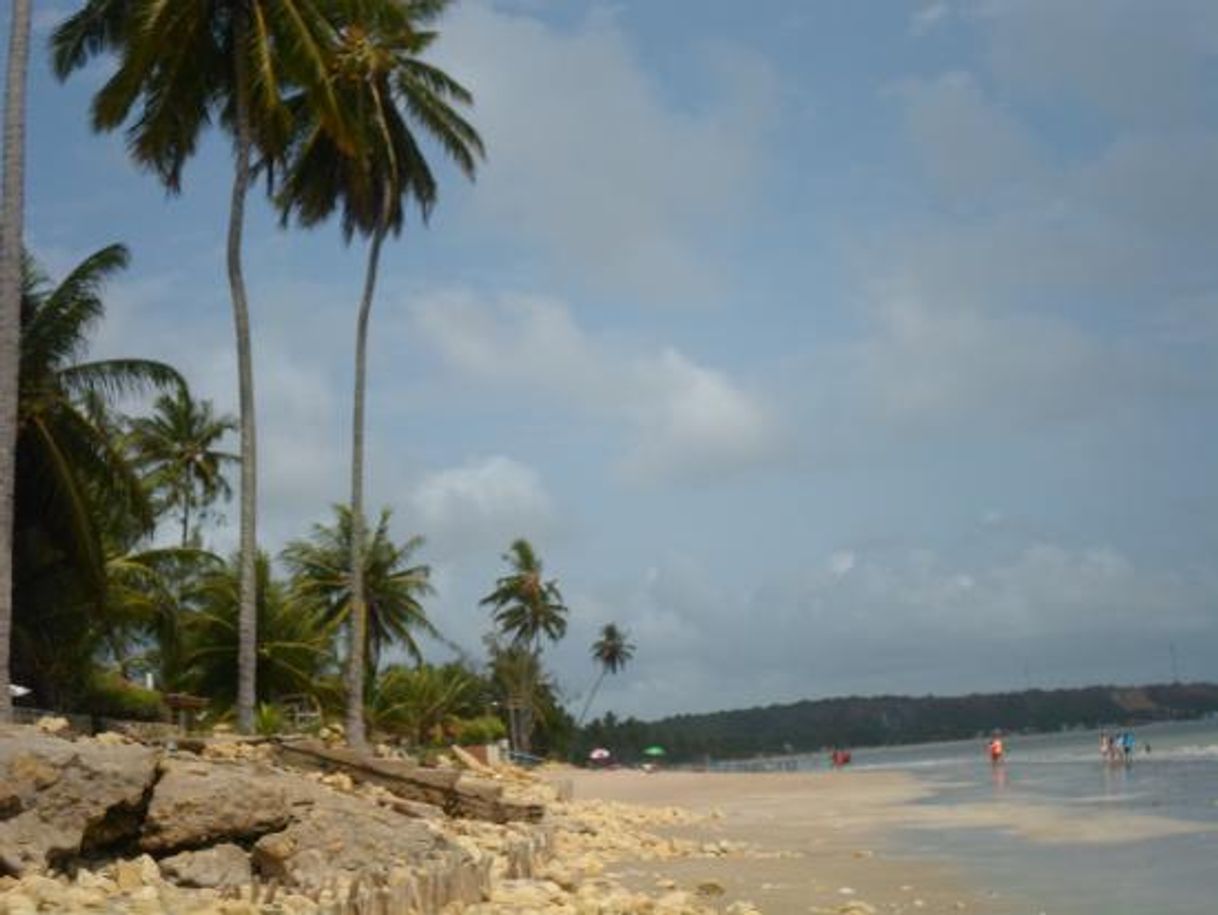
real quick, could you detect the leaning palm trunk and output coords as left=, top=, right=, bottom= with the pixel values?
left=577, top=668, right=608, bottom=727
left=0, top=0, right=31, bottom=723
left=228, top=13, right=258, bottom=734
left=344, top=209, right=389, bottom=751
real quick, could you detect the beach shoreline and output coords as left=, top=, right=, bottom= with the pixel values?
left=559, top=768, right=1014, bottom=915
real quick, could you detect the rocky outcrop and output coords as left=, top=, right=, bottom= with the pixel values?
left=157, top=844, right=251, bottom=888
left=138, top=759, right=291, bottom=853
left=252, top=780, right=456, bottom=890
left=0, top=727, right=160, bottom=876
left=0, top=726, right=566, bottom=913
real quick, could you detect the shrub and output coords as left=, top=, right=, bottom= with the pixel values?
left=453, top=714, right=507, bottom=746
left=254, top=702, right=284, bottom=736
left=82, top=670, right=168, bottom=721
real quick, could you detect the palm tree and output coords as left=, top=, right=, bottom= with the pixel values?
left=13, top=245, right=180, bottom=705
left=481, top=539, right=568, bottom=654
left=275, top=0, right=481, bottom=749
left=481, top=540, right=567, bottom=753
left=368, top=662, right=479, bottom=746
left=486, top=639, right=543, bottom=754
left=0, top=0, right=33, bottom=722
left=577, top=623, right=635, bottom=726
left=128, top=388, right=238, bottom=547
left=53, top=0, right=344, bottom=732
left=282, top=505, right=436, bottom=681
left=185, top=551, right=336, bottom=709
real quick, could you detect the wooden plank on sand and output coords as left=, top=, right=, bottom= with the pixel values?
left=275, top=740, right=544, bottom=824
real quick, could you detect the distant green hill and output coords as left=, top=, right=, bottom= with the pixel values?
left=576, top=682, right=1218, bottom=764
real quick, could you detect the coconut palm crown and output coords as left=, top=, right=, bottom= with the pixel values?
left=128, top=388, right=238, bottom=547
left=481, top=539, right=568, bottom=653
left=282, top=505, right=437, bottom=672
left=577, top=623, right=635, bottom=725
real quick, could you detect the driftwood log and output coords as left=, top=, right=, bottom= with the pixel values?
left=274, top=740, right=545, bottom=824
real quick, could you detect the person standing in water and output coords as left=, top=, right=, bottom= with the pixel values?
left=988, top=734, right=1005, bottom=764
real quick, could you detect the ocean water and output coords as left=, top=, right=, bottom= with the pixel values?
left=831, top=720, right=1218, bottom=914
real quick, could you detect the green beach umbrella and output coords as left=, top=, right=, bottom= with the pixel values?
left=642, top=745, right=666, bottom=757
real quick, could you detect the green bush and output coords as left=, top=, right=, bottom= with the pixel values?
left=82, top=670, right=168, bottom=721
left=453, top=714, right=507, bottom=746
left=254, top=702, right=284, bottom=736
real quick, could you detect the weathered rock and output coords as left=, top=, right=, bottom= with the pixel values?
left=139, top=758, right=291, bottom=853
left=34, top=717, right=70, bottom=736
left=113, top=854, right=160, bottom=891
left=159, top=843, right=252, bottom=888
left=250, top=783, right=456, bottom=890
left=0, top=727, right=161, bottom=876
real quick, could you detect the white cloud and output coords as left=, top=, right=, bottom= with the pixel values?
left=436, top=1, right=779, bottom=305
left=829, top=550, right=856, bottom=577
left=409, top=455, right=556, bottom=557
left=567, top=542, right=1218, bottom=718
left=411, top=289, right=781, bottom=481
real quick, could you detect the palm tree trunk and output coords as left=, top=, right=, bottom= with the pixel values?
left=0, top=0, right=32, bottom=724
left=344, top=214, right=388, bottom=752
left=229, top=11, right=258, bottom=734
left=180, top=490, right=191, bottom=548
left=577, top=668, right=608, bottom=727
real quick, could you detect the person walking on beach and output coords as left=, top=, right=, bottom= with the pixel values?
left=1121, top=730, right=1135, bottom=765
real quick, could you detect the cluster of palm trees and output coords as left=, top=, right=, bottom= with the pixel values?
left=1, top=1, right=635, bottom=754
left=0, top=0, right=480, bottom=737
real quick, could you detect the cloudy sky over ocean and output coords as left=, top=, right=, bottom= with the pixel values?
left=22, top=0, right=1218, bottom=717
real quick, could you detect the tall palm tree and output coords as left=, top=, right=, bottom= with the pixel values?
left=13, top=245, right=180, bottom=704
left=481, top=539, right=568, bottom=654
left=282, top=505, right=436, bottom=680
left=53, top=0, right=344, bottom=732
left=128, top=388, right=238, bottom=547
left=577, top=623, right=634, bottom=726
left=481, top=539, right=567, bottom=753
left=275, top=0, right=481, bottom=749
left=0, top=0, right=32, bottom=722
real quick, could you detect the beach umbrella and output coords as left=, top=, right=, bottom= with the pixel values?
left=588, top=747, right=611, bottom=761
left=642, top=745, right=666, bottom=757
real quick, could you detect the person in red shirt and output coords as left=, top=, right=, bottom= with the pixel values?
left=988, top=735, right=1005, bottom=764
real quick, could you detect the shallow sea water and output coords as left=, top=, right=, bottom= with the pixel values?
left=827, top=720, right=1218, bottom=915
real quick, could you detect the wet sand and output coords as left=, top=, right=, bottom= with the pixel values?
left=562, top=767, right=1211, bottom=914
left=565, top=769, right=1013, bottom=914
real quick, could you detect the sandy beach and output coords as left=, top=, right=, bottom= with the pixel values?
left=556, top=762, right=1213, bottom=915
left=560, top=769, right=1005, bottom=915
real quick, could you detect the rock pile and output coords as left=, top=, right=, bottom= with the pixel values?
left=0, top=725, right=522, bottom=914
left=2, top=725, right=771, bottom=914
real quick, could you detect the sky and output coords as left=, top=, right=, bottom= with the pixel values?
left=17, top=0, right=1218, bottom=718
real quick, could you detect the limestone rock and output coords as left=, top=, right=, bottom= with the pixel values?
left=250, top=783, right=454, bottom=890
left=114, top=854, right=160, bottom=891
left=140, top=759, right=291, bottom=852
left=0, top=728, right=160, bottom=876
left=159, top=843, right=252, bottom=888
left=34, top=717, right=69, bottom=735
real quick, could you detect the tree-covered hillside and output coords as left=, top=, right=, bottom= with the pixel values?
left=578, top=682, right=1218, bottom=764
